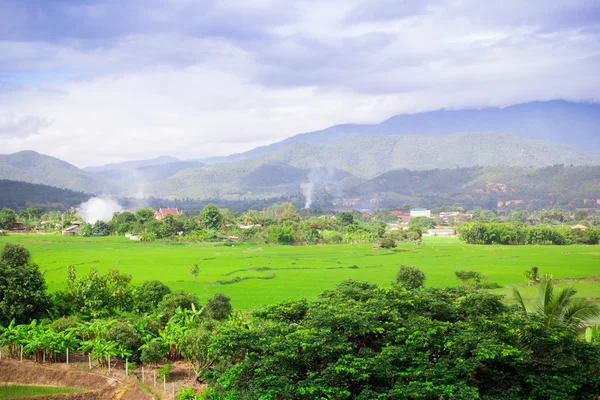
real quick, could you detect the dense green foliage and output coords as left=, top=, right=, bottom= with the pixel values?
left=395, top=265, right=426, bottom=289
left=459, top=222, right=600, bottom=245
left=0, top=208, right=17, bottom=230
left=0, top=244, right=50, bottom=325
left=0, top=180, right=90, bottom=212
left=198, top=280, right=600, bottom=399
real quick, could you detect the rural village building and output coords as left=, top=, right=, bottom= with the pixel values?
left=410, top=208, right=431, bottom=218
left=62, top=220, right=83, bottom=236
left=425, top=228, right=456, bottom=236
left=155, top=208, right=183, bottom=220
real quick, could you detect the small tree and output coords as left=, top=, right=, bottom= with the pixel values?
left=0, top=208, right=17, bottom=230
left=454, top=270, right=483, bottom=287
left=189, top=263, right=200, bottom=282
left=396, top=265, right=426, bottom=290
left=136, top=280, right=172, bottom=313
left=379, top=237, right=396, bottom=249
left=204, top=293, right=233, bottom=320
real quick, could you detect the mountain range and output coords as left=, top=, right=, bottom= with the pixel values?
left=0, top=100, right=599, bottom=206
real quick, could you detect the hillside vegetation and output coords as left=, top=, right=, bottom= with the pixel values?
left=0, top=180, right=90, bottom=211
left=0, top=151, right=113, bottom=194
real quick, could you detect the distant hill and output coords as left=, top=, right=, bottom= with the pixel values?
left=84, top=155, right=181, bottom=172
left=346, top=165, right=600, bottom=210
left=88, top=160, right=205, bottom=182
left=201, top=100, right=600, bottom=164
left=0, top=151, right=113, bottom=194
left=147, top=132, right=600, bottom=199
left=0, top=179, right=91, bottom=211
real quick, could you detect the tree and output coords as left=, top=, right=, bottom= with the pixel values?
left=0, top=207, right=17, bottom=229
left=337, top=212, right=354, bottom=226
left=512, top=274, right=600, bottom=329
left=200, top=204, right=223, bottom=231
left=0, top=244, right=50, bottom=325
left=379, top=237, right=396, bottom=249
left=157, top=291, right=200, bottom=322
left=408, top=216, right=435, bottom=232
left=136, top=280, right=172, bottom=313
left=189, top=263, right=200, bottom=282
left=396, top=265, right=426, bottom=289
left=135, top=208, right=155, bottom=225
left=454, top=270, right=483, bottom=286
left=199, top=280, right=600, bottom=399
left=204, top=293, right=232, bottom=320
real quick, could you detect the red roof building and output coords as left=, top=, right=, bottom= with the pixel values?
left=155, top=208, right=183, bottom=220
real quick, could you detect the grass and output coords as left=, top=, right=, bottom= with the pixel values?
left=0, top=384, right=86, bottom=398
left=1, top=234, right=599, bottom=310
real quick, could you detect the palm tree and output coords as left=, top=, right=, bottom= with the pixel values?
left=512, top=274, right=600, bottom=329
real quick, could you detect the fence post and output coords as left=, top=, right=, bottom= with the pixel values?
left=154, top=371, right=156, bottom=387
left=108, top=356, right=111, bottom=373
left=142, top=366, right=145, bottom=383
left=163, top=375, right=166, bottom=392
left=20, top=345, right=23, bottom=362
left=126, top=358, right=128, bottom=376
left=66, top=347, right=69, bottom=365
left=43, top=350, right=45, bottom=363
left=89, top=354, right=92, bottom=369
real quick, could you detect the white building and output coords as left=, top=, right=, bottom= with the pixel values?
left=410, top=208, right=431, bottom=218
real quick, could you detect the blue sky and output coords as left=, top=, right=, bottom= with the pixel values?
left=1, top=0, right=599, bottom=166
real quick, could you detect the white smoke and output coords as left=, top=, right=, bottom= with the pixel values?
left=78, top=197, right=123, bottom=223
left=301, top=182, right=315, bottom=209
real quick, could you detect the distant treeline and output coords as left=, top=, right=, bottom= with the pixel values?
left=459, top=222, right=600, bottom=245
left=0, top=180, right=90, bottom=212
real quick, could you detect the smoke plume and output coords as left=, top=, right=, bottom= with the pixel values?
left=301, top=182, right=315, bottom=209
left=78, top=197, right=123, bottom=223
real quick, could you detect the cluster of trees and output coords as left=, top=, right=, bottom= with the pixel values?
left=195, top=278, right=599, bottom=399
left=0, top=179, right=90, bottom=212
left=81, top=203, right=419, bottom=245
left=459, top=222, right=600, bottom=245
left=0, top=243, right=233, bottom=372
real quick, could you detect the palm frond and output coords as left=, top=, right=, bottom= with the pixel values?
left=511, top=286, right=528, bottom=314
left=563, top=299, right=600, bottom=329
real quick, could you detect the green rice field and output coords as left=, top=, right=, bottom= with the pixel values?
left=1, top=234, right=599, bottom=310
left=0, top=384, right=85, bottom=398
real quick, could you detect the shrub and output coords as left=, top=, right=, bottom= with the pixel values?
left=204, top=293, right=233, bottom=320
left=140, top=340, right=164, bottom=365
left=380, top=237, right=397, bottom=249
left=396, top=265, right=426, bottom=290
left=105, top=321, right=144, bottom=362
left=136, top=280, right=172, bottom=313
left=177, top=386, right=198, bottom=400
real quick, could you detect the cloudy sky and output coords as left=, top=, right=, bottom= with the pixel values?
left=1, top=0, right=599, bottom=167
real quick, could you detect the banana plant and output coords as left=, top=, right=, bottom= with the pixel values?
left=585, top=325, right=599, bottom=343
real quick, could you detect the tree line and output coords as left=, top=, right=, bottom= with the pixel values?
left=458, top=222, right=600, bottom=245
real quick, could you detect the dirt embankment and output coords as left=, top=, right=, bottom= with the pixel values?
left=0, top=360, right=154, bottom=399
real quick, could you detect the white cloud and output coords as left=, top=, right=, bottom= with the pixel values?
left=0, top=0, right=599, bottom=166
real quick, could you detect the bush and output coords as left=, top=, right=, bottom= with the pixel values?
left=379, top=237, right=397, bottom=249
left=136, top=280, right=172, bottom=313
left=204, top=293, right=233, bottom=320
left=140, top=340, right=164, bottom=365
left=51, top=315, right=81, bottom=332
left=177, top=386, right=198, bottom=400
left=105, top=321, right=144, bottom=362
left=157, top=290, right=200, bottom=322
left=396, top=265, right=426, bottom=289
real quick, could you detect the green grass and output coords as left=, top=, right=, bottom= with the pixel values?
left=1, top=234, right=599, bottom=310
left=0, top=384, right=86, bottom=398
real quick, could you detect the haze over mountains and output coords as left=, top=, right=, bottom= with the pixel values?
left=1, top=100, right=599, bottom=205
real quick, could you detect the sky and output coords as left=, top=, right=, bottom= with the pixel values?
left=1, top=0, right=599, bottom=167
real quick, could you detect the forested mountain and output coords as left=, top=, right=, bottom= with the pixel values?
left=0, top=180, right=91, bottom=211
left=142, top=132, right=599, bottom=198
left=0, top=151, right=113, bottom=194
left=87, top=160, right=205, bottom=182
left=84, top=155, right=181, bottom=172
left=201, top=100, right=600, bottom=164
left=346, top=165, right=600, bottom=209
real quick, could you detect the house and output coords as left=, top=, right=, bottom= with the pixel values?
left=390, top=210, right=410, bottom=217
left=425, top=228, right=455, bottom=236
left=155, top=208, right=183, bottom=220
left=410, top=208, right=431, bottom=218
left=62, top=224, right=81, bottom=236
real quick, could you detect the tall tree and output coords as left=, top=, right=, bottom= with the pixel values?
left=200, top=204, right=223, bottom=231
left=0, top=208, right=16, bottom=230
